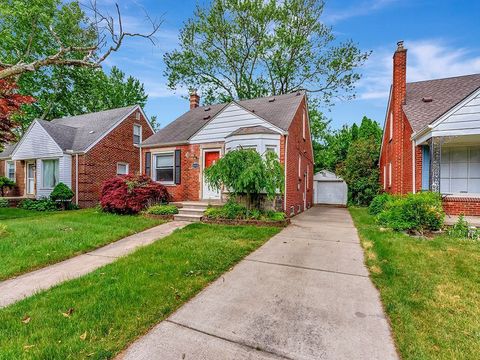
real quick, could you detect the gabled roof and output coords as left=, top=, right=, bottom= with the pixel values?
left=0, top=105, right=140, bottom=158
left=228, top=125, right=279, bottom=137
left=143, top=92, right=305, bottom=146
left=404, top=73, right=480, bottom=133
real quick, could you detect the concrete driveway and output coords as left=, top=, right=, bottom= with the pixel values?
left=119, top=206, right=398, bottom=360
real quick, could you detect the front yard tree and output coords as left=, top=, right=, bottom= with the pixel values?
left=0, top=0, right=161, bottom=80
left=204, top=149, right=284, bottom=209
left=165, top=0, right=369, bottom=104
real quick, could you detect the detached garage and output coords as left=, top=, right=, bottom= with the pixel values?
left=313, top=170, right=348, bottom=206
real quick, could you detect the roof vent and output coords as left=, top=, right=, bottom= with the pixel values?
left=88, top=130, right=95, bottom=134
left=203, top=115, right=211, bottom=120
left=422, top=97, right=433, bottom=103
left=251, top=109, right=255, bottom=113
left=296, top=91, right=301, bottom=96
left=268, top=97, right=275, bottom=102
left=204, top=106, right=211, bottom=111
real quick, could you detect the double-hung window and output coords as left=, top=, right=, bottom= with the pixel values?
left=6, top=161, right=15, bottom=181
left=42, top=159, right=59, bottom=189
left=154, top=153, right=174, bottom=183
left=133, top=124, right=142, bottom=145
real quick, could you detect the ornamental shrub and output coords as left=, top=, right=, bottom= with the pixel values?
left=50, top=182, right=74, bottom=201
left=19, top=198, right=59, bottom=211
left=145, top=204, right=178, bottom=215
left=0, top=198, right=8, bottom=208
left=0, top=176, right=15, bottom=196
left=377, top=192, right=444, bottom=233
left=100, top=175, right=170, bottom=214
left=369, top=193, right=394, bottom=215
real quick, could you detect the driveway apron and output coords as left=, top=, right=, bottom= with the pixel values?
left=119, top=206, right=398, bottom=360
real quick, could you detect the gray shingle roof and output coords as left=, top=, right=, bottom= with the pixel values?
left=403, top=73, right=480, bottom=133
left=228, top=125, right=279, bottom=137
left=143, top=92, right=305, bottom=146
left=0, top=143, right=16, bottom=159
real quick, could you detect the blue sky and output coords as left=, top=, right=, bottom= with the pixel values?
left=99, top=0, right=480, bottom=129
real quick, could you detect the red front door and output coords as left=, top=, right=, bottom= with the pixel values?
left=203, top=150, right=221, bottom=199
left=205, top=151, right=220, bottom=168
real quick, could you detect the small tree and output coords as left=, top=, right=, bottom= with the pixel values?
left=50, top=182, right=74, bottom=209
left=204, top=149, right=284, bottom=209
left=0, top=176, right=15, bottom=196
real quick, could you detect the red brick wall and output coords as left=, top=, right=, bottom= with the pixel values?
left=284, top=97, right=314, bottom=216
left=141, top=144, right=202, bottom=202
left=443, top=197, right=480, bottom=216
left=0, top=159, right=25, bottom=196
left=74, top=109, right=154, bottom=207
left=415, top=145, right=422, bottom=192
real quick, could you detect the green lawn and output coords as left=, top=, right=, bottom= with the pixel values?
left=350, top=207, right=480, bottom=360
left=0, top=208, right=164, bottom=280
left=0, top=223, right=280, bottom=359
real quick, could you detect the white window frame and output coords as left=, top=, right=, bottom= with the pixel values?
left=298, top=154, right=301, bottom=178
left=5, top=160, right=15, bottom=181
left=388, top=162, right=392, bottom=187
left=135, top=111, right=141, bottom=120
left=302, top=109, right=306, bottom=140
left=116, top=162, right=129, bottom=175
left=42, top=158, right=59, bottom=189
left=133, top=124, right=142, bottom=145
left=383, top=165, right=387, bottom=189
left=153, top=152, right=175, bottom=185
left=389, top=112, right=393, bottom=141
left=306, top=164, right=309, bottom=189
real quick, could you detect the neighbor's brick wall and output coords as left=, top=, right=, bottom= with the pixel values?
left=442, top=197, right=480, bottom=216
left=415, top=145, right=423, bottom=192
left=142, top=144, right=202, bottom=202
left=284, top=96, right=314, bottom=216
left=74, top=110, right=153, bottom=208
left=0, top=159, right=25, bottom=196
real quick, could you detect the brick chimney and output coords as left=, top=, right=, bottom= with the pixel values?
left=393, top=40, right=407, bottom=105
left=189, top=90, right=200, bottom=110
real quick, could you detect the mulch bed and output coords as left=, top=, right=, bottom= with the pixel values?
left=202, top=217, right=290, bottom=227
left=142, top=214, right=175, bottom=221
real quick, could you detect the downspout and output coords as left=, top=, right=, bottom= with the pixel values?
left=412, top=140, right=416, bottom=194
left=139, top=144, right=143, bottom=174
left=284, top=135, right=288, bottom=212
left=75, top=154, right=79, bottom=205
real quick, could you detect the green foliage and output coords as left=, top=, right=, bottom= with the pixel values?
left=337, top=136, right=381, bottom=205
left=377, top=192, right=445, bottom=233
left=369, top=193, right=395, bottom=215
left=0, top=176, right=15, bottom=196
left=0, top=223, right=7, bottom=237
left=145, top=205, right=179, bottom=215
left=204, top=200, right=285, bottom=221
left=50, top=182, right=74, bottom=201
left=0, top=198, right=9, bottom=208
left=447, top=215, right=480, bottom=240
left=204, top=150, right=284, bottom=208
left=165, top=0, right=369, bottom=105
left=18, top=198, right=59, bottom=212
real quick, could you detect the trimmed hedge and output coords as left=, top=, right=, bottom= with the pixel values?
left=144, top=204, right=178, bottom=215
left=204, top=200, right=285, bottom=222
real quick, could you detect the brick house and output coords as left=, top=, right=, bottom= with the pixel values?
left=0, top=105, right=153, bottom=208
left=380, top=41, right=480, bottom=215
left=141, top=91, right=314, bottom=216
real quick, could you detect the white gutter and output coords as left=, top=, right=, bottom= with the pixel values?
left=75, top=154, right=79, bottom=205
left=139, top=144, right=143, bottom=174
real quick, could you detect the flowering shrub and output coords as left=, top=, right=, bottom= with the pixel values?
left=100, top=175, right=170, bottom=214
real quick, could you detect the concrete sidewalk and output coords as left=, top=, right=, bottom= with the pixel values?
left=119, top=206, right=398, bottom=360
left=0, top=221, right=187, bottom=308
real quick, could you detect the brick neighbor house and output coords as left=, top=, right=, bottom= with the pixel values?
left=0, top=105, right=153, bottom=208
left=141, top=91, right=314, bottom=216
left=380, top=41, right=480, bottom=215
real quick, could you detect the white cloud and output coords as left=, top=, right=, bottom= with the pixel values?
left=324, top=0, right=399, bottom=24
left=355, top=39, right=480, bottom=101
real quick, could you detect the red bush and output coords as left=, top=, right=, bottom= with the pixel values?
left=100, top=175, right=170, bottom=214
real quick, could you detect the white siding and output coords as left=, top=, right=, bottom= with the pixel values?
left=36, top=155, right=72, bottom=199
left=225, top=133, right=281, bottom=156
left=190, top=103, right=283, bottom=144
left=12, top=121, right=63, bottom=160
left=433, top=89, right=480, bottom=136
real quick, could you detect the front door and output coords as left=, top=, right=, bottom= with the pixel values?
left=26, top=162, right=35, bottom=195
left=203, top=150, right=221, bottom=199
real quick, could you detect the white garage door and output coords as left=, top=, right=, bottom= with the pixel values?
left=315, top=181, right=347, bottom=205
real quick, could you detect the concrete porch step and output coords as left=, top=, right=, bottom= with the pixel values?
left=179, top=208, right=206, bottom=216
left=174, top=213, right=203, bottom=222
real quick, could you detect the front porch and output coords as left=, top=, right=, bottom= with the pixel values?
left=417, top=134, right=480, bottom=215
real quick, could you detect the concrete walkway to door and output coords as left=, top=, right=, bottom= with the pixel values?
left=0, top=221, right=188, bottom=308
left=118, top=206, right=398, bottom=360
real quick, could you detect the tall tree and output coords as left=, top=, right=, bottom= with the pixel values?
left=165, top=0, right=369, bottom=104
left=0, top=0, right=161, bottom=80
